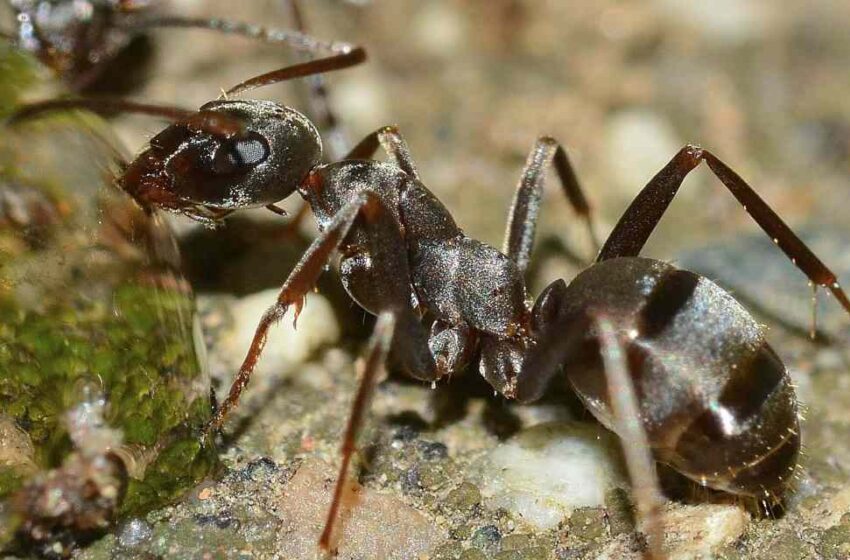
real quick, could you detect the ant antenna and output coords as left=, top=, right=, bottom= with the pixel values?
left=117, top=14, right=356, bottom=57
left=224, top=48, right=365, bottom=97
left=6, top=41, right=365, bottom=126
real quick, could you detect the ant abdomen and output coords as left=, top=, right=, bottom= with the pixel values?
left=122, top=100, right=321, bottom=214
left=560, top=257, right=800, bottom=497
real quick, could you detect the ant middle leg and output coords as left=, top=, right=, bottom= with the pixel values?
left=504, top=137, right=599, bottom=276
left=597, top=145, right=850, bottom=318
left=318, top=311, right=396, bottom=554
left=344, top=126, right=421, bottom=180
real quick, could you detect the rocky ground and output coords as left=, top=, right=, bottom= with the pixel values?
left=4, top=0, right=850, bottom=558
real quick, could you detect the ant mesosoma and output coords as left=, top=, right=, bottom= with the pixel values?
left=10, top=48, right=850, bottom=559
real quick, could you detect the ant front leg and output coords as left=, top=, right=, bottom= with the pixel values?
left=203, top=194, right=373, bottom=435
left=504, top=137, right=599, bottom=276
left=597, top=145, right=850, bottom=319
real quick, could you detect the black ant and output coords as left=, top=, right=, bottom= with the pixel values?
left=2, top=0, right=336, bottom=92
left=10, top=52, right=850, bottom=559
left=2, top=0, right=352, bottom=164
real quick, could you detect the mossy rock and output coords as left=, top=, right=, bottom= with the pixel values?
left=0, top=46, right=217, bottom=550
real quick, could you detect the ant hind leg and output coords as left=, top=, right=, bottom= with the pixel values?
left=594, top=314, right=666, bottom=560
left=597, top=145, right=850, bottom=321
left=504, top=137, right=599, bottom=277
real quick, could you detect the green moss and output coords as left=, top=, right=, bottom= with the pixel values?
left=0, top=468, right=25, bottom=497
left=121, top=438, right=217, bottom=516
left=0, top=282, right=216, bottom=508
left=0, top=43, right=39, bottom=117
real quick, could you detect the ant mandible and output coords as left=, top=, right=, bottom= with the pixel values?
left=11, top=42, right=850, bottom=559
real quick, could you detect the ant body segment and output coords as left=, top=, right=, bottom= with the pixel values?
left=11, top=48, right=850, bottom=558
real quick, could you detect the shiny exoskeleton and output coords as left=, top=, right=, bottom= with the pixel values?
left=11, top=53, right=850, bottom=557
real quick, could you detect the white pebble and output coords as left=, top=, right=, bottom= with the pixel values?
left=473, top=422, right=627, bottom=530
left=216, top=289, right=340, bottom=378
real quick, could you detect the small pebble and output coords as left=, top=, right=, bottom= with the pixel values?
left=568, top=507, right=607, bottom=541
left=393, top=424, right=420, bottom=442
left=419, top=440, right=449, bottom=460
left=445, top=482, right=482, bottom=512
left=475, top=422, right=627, bottom=530
left=471, top=525, right=502, bottom=550
left=117, top=518, right=153, bottom=548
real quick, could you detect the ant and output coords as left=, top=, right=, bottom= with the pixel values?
left=2, top=0, right=338, bottom=93
left=2, top=0, right=351, bottom=164
left=10, top=51, right=850, bottom=560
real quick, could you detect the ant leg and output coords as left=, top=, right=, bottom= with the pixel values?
left=203, top=194, right=373, bottom=435
left=319, top=311, right=396, bottom=553
left=515, top=278, right=580, bottom=403
left=504, top=137, right=599, bottom=276
left=429, top=321, right=476, bottom=380
left=344, top=126, right=420, bottom=180
left=286, top=0, right=350, bottom=161
left=206, top=187, right=450, bottom=434
left=594, top=314, right=666, bottom=560
left=515, top=294, right=667, bottom=557
left=597, top=145, right=850, bottom=316
left=6, top=98, right=193, bottom=126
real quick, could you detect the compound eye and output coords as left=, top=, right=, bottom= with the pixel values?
left=210, top=131, right=270, bottom=175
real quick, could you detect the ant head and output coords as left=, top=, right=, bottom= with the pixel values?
left=121, top=99, right=322, bottom=218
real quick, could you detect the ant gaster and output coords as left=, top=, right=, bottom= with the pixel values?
left=12, top=43, right=850, bottom=558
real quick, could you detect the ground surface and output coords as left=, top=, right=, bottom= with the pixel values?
left=3, top=0, right=850, bottom=558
